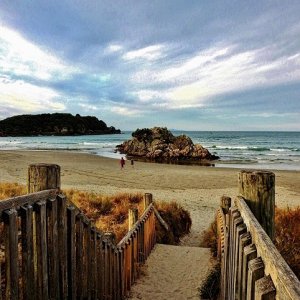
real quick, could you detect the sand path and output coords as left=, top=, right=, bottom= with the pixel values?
left=1, top=151, right=299, bottom=299
left=129, top=245, right=212, bottom=300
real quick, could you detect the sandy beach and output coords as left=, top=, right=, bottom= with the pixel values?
left=1, top=150, right=299, bottom=299
left=1, top=150, right=299, bottom=245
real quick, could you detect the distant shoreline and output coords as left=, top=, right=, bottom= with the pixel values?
left=0, top=131, right=299, bottom=171
left=1, top=148, right=300, bottom=171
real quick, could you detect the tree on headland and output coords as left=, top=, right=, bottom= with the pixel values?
left=0, top=113, right=121, bottom=136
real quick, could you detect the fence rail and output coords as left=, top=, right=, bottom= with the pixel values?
left=0, top=189, right=157, bottom=299
left=217, top=170, right=300, bottom=300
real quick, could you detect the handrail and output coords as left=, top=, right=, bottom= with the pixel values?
left=117, top=203, right=154, bottom=247
left=0, top=190, right=163, bottom=299
left=153, top=207, right=169, bottom=231
left=236, top=196, right=300, bottom=299
left=0, top=189, right=58, bottom=213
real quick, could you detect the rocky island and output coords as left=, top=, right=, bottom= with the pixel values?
left=0, top=113, right=121, bottom=136
left=116, top=127, right=219, bottom=164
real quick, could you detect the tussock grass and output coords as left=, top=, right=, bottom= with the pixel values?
left=198, top=262, right=221, bottom=300
left=0, top=182, right=27, bottom=200
left=200, top=216, right=218, bottom=257
left=201, top=206, right=300, bottom=280
left=275, top=206, right=300, bottom=278
left=0, top=182, right=191, bottom=244
left=155, top=201, right=192, bottom=244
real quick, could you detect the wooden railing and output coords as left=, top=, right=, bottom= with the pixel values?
left=217, top=171, right=300, bottom=300
left=0, top=189, right=157, bottom=299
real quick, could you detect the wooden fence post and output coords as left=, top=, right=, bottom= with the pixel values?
left=143, top=193, right=153, bottom=211
left=28, top=163, right=61, bottom=193
left=221, top=196, right=231, bottom=214
left=238, top=170, right=275, bottom=240
left=128, top=208, right=138, bottom=231
left=104, top=232, right=116, bottom=244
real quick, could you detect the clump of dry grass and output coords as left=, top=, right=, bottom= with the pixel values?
left=201, top=207, right=300, bottom=280
left=0, top=182, right=191, bottom=244
left=155, top=201, right=192, bottom=244
left=275, top=206, right=300, bottom=279
left=200, top=216, right=218, bottom=257
left=0, top=182, right=27, bottom=200
left=198, top=262, right=221, bottom=300
left=68, top=190, right=192, bottom=244
left=64, top=189, right=145, bottom=241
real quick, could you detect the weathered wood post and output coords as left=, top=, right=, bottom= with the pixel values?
left=221, top=196, right=231, bottom=214
left=28, top=163, right=61, bottom=193
left=104, top=232, right=116, bottom=244
left=28, top=163, right=65, bottom=297
left=143, top=193, right=153, bottom=211
left=238, top=170, right=275, bottom=240
left=128, top=208, right=138, bottom=230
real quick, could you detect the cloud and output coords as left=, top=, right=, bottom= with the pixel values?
left=105, top=43, right=123, bottom=53
left=110, top=106, right=141, bottom=116
left=0, top=25, right=76, bottom=81
left=0, top=78, right=65, bottom=113
left=130, top=44, right=300, bottom=111
left=78, top=103, right=98, bottom=111
left=122, top=45, right=165, bottom=61
left=0, top=1, right=300, bottom=130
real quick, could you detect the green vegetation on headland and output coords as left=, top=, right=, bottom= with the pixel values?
left=0, top=113, right=121, bottom=136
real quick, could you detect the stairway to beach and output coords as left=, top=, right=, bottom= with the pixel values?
left=128, top=244, right=212, bottom=300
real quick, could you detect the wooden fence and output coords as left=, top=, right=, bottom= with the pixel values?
left=217, top=170, right=300, bottom=300
left=0, top=164, right=158, bottom=299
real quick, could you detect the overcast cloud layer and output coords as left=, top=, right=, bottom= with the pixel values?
left=0, top=0, right=300, bottom=130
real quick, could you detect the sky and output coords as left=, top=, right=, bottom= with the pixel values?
left=0, top=1, right=300, bottom=131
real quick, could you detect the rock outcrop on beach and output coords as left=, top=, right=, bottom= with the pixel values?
left=116, top=127, right=219, bottom=163
left=0, top=113, right=121, bottom=136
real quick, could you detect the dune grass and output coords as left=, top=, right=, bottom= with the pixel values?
left=201, top=207, right=300, bottom=279
left=200, top=216, right=218, bottom=257
left=155, top=201, right=192, bottom=244
left=0, top=182, right=191, bottom=244
left=0, top=182, right=27, bottom=199
left=275, top=207, right=300, bottom=278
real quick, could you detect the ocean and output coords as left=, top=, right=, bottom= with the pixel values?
left=0, top=131, right=300, bottom=171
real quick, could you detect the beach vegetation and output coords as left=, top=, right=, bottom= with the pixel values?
left=0, top=182, right=191, bottom=244
left=201, top=207, right=300, bottom=279
left=0, top=113, right=120, bottom=136
left=198, top=262, right=221, bottom=300
left=275, top=206, right=300, bottom=279
left=0, top=182, right=27, bottom=199
left=200, top=215, right=218, bottom=257
left=64, top=189, right=192, bottom=244
left=155, top=201, right=192, bottom=244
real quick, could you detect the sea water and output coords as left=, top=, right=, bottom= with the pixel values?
left=0, top=131, right=300, bottom=171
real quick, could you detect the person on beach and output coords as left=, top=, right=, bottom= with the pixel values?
left=131, top=159, right=134, bottom=168
left=120, top=157, right=125, bottom=169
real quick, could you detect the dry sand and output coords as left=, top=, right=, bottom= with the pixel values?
left=0, top=150, right=299, bottom=299
left=1, top=150, right=299, bottom=245
left=129, top=245, right=212, bottom=300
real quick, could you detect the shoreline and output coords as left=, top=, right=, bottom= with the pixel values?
left=1, top=150, right=299, bottom=246
left=0, top=150, right=299, bottom=190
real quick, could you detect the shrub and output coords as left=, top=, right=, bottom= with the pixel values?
left=0, top=182, right=191, bottom=245
left=0, top=182, right=27, bottom=200
left=275, top=206, right=300, bottom=279
left=200, top=216, right=218, bottom=257
left=154, top=201, right=192, bottom=244
left=199, top=263, right=221, bottom=300
left=201, top=207, right=300, bottom=280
